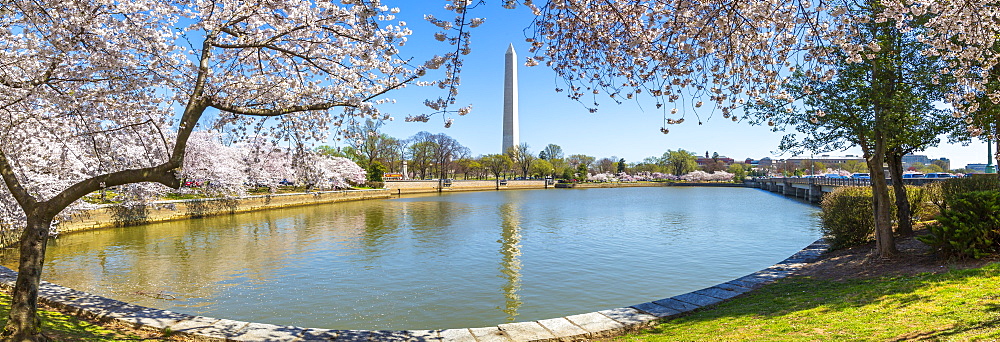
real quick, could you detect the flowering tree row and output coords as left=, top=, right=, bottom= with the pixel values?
left=0, top=0, right=456, bottom=336
left=182, top=131, right=366, bottom=195
left=585, top=170, right=735, bottom=182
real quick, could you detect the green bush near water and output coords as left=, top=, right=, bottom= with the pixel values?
left=919, top=191, right=1000, bottom=259
left=930, top=176, right=1000, bottom=212
left=820, top=185, right=937, bottom=250
left=820, top=187, right=875, bottom=249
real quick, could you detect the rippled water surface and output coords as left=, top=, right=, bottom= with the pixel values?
left=5, top=187, right=819, bottom=330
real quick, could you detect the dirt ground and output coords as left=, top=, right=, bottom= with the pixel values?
left=794, top=227, right=997, bottom=281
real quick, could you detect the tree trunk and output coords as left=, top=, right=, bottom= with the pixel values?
left=868, top=135, right=898, bottom=259
left=888, top=151, right=914, bottom=236
left=2, top=217, right=53, bottom=342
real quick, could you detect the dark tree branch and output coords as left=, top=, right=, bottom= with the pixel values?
left=0, top=150, right=37, bottom=211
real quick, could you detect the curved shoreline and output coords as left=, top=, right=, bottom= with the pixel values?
left=0, top=238, right=828, bottom=341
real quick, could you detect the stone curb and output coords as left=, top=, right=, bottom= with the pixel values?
left=0, top=238, right=828, bottom=342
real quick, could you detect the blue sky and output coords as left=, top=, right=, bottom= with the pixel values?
left=360, top=2, right=994, bottom=169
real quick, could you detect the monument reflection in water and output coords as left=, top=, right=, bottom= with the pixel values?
left=498, top=199, right=523, bottom=320
left=7, top=187, right=820, bottom=330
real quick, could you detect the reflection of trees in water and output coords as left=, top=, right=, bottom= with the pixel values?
left=358, top=205, right=398, bottom=257
left=405, top=200, right=455, bottom=233
left=26, top=206, right=368, bottom=305
left=497, top=201, right=522, bottom=321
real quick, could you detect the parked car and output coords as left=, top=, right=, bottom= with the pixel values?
left=850, top=173, right=871, bottom=179
left=924, top=172, right=954, bottom=179
left=902, top=173, right=924, bottom=179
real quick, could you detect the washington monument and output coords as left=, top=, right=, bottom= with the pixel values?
left=502, top=43, right=519, bottom=153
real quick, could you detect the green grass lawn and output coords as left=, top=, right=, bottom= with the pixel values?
left=614, top=263, right=1000, bottom=341
left=0, top=293, right=156, bottom=341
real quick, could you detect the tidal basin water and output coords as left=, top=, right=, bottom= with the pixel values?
left=11, top=187, right=819, bottom=330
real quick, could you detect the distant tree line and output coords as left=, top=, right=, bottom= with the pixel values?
left=330, top=123, right=761, bottom=182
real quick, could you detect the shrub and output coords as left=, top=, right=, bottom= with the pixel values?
left=904, top=185, right=938, bottom=222
left=935, top=176, right=1000, bottom=212
left=820, top=186, right=875, bottom=250
left=820, top=185, right=935, bottom=250
left=918, top=191, right=1000, bottom=260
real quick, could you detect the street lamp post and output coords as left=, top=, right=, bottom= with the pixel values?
left=988, top=138, right=997, bottom=174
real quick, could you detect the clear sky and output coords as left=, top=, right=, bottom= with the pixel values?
left=354, top=2, right=995, bottom=170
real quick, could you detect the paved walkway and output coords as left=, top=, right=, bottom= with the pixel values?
left=0, top=239, right=828, bottom=341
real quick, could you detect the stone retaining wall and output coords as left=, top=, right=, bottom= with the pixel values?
left=666, top=183, right=744, bottom=187
left=572, top=182, right=667, bottom=188
left=386, top=180, right=548, bottom=194
left=0, top=238, right=829, bottom=342
left=57, top=189, right=391, bottom=234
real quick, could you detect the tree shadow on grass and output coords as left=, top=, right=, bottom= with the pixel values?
left=0, top=293, right=155, bottom=341
left=629, top=263, right=1000, bottom=341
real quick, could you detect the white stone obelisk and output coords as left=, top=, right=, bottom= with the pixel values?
left=502, top=43, right=519, bottom=153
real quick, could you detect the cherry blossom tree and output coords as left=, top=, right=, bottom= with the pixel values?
left=239, top=138, right=297, bottom=190
left=181, top=131, right=249, bottom=195
left=681, top=170, right=734, bottom=182
left=0, top=0, right=479, bottom=338
left=298, top=154, right=367, bottom=190
left=587, top=172, right=613, bottom=182
left=510, top=0, right=1000, bottom=258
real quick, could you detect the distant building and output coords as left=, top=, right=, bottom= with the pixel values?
left=901, top=153, right=931, bottom=168
left=758, top=157, right=774, bottom=167
left=696, top=156, right=735, bottom=167
left=966, top=163, right=988, bottom=173
left=786, top=155, right=865, bottom=165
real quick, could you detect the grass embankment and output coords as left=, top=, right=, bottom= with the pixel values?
left=0, top=293, right=165, bottom=341
left=614, top=263, right=1000, bottom=341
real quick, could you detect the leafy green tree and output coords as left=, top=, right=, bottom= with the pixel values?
left=748, top=4, right=961, bottom=253
left=531, top=159, right=554, bottom=178
left=812, top=161, right=826, bottom=174
left=728, top=163, right=747, bottom=182
left=561, top=167, right=574, bottom=180
left=538, top=144, right=564, bottom=160
left=931, top=159, right=951, bottom=172
left=922, top=164, right=944, bottom=173
left=367, top=160, right=386, bottom=183
left=631, top=156, right=664, bottom=173
left=549, top=158, right=569, bottom=179
left=316, top=145, right=348, bottom=158
left=843, top=160, right=869, bottom=173
left=664, top=149, right=698, bottom=176
left=481, top=154, right=513, bottom=188
left=576, top=163, right=588, bottom=178
left=617, top=158, right=626, bottom=174
left=454, top=158, right=481, bottom=180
